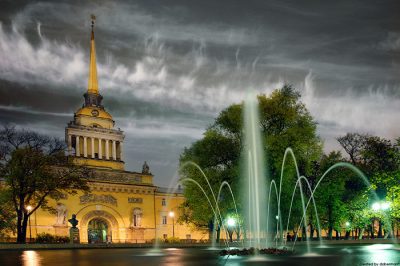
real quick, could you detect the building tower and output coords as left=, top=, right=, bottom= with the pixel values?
left=65, top=15, right=125, bottom=170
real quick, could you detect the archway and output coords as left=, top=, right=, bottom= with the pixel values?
left=78, top=207, right=123, bottom=243
left=87, top=218, right=111, bottom=244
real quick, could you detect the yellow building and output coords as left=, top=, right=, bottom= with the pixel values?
left=27, top=17, right=208, bottom=244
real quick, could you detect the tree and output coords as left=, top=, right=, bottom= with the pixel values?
left=337, top=133, right=400, bottom=238
left=362, top=136, right=399, bottom=177
left=179, top=85, right=322, bottom=239
left=338, top=133, right=399, bottom=177
left=346, top=193, right=371, bottom=239
left=370, top=171, right=400, bottom=237
left=0, top=188, right=16, bottom=238
left=0, top=126, right=90, bottom=243
left=337, top=133, right=367, bottom=165
left=312, top=151, right=349, bottom=239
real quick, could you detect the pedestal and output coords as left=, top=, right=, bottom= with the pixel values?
left=70, top=227, right=80, bottom=244
left=54, top=225, right=68, bottom=236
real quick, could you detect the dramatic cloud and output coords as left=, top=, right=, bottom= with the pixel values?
left=0, top=22, right=85, bottom=87
left=378, top=32, right=400, bottom=52
left=301, top=72, right=400, bottom=152
left=0, top=0, right=399, bottom=186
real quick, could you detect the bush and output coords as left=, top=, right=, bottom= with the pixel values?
left=36, top=233, right=70, bottom=243
left=180, top=239, right=197, bottom=243
left=164, top=237, right=180, bottom=244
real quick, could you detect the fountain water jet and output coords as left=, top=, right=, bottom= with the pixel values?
left=285, top=175, right=321, bottom=252
left=242, top=93, right=268, bottom=249
left=266, top=180, right=279, bottom=248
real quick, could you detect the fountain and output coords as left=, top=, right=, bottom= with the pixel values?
left=172, top=93, right=398, bottom=259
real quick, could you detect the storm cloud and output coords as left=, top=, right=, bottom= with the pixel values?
left=0, top=0, right=399, bottom=186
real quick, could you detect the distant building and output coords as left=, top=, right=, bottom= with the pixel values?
left=26, top=18, right=207, bottom=243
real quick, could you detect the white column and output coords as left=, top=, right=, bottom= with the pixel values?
left=91, top=137, right=95, bottom=158
left=76, top=136, right=80, bottom=156
left=68, top=134, right=72, bottom=155
left=119, top=142, right=123, bottom=161
left=98, top=138, right=102, bottom=159
left=105, top=139, right=110, bottom=160
left=112, top=140, right=116, bottom=160
left=83, top=137, right=88, bottom=157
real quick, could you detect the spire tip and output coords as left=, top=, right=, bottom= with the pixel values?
left=90, top=14, right=96, bottom=30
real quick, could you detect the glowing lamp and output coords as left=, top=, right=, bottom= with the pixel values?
left=227, top=217, right=236, bottom=227
left=372, top=202, right=380, bottom=211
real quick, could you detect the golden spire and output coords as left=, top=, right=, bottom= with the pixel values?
left=87, top=14, right=99, bottom=94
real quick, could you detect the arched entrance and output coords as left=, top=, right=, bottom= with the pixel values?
left=87, top=218, right=111, bottom=243
left=79, top=208, right=122, bottom=243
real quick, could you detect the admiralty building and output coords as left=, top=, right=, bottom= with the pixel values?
left=22, top=19, right=207, bottom=244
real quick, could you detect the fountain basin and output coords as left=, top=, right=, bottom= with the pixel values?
left=219, top=247, right=293, bottom=256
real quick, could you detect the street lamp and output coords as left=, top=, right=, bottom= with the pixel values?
left=372, top=202, right=380, bottom=211
left=226, top=217, right=236, bottom=242
left=26, top=205, right=32, bottom=243
left=345, top=221, right=351, bottom=239
left=371, top=201, right=391, bottom=238
left=227, top=217, right=236, bottom=227
left=169, top=211, right=175, bottom=238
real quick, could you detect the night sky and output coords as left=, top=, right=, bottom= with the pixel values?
left=1, top=0, right=399, bottom=186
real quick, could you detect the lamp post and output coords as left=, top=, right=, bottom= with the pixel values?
left=345, top=221, right=351, bottom=239
left=26, top=205, right=32, bottom=243
left=227, top=217, right=236, bottom=243
left=371, top=201, right=391, bottom=238
left=169, top=211, right=175, bottom=238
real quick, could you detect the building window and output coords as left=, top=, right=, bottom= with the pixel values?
left=162, top=216, right=167, bottom=225
left=163, top=234, right=167, bottom=239
left=162, top=198, right=166, bottom=206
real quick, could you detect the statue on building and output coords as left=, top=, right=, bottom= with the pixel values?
left=55, top=203, right=67, bottom=225
left=142, top=161, right=150, bottom=174
left=131, top=208, right=142, bottom=227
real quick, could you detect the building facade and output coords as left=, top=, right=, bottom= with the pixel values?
left=23, top=18, right=207, bottom=243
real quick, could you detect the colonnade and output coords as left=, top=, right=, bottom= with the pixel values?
left=67, top=135, right=123, bottom=161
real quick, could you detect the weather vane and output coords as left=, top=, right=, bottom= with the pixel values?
left=91, top=14, right=96, bottom=30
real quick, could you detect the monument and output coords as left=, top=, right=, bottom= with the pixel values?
left=68, top=214, right=80, bottom=244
